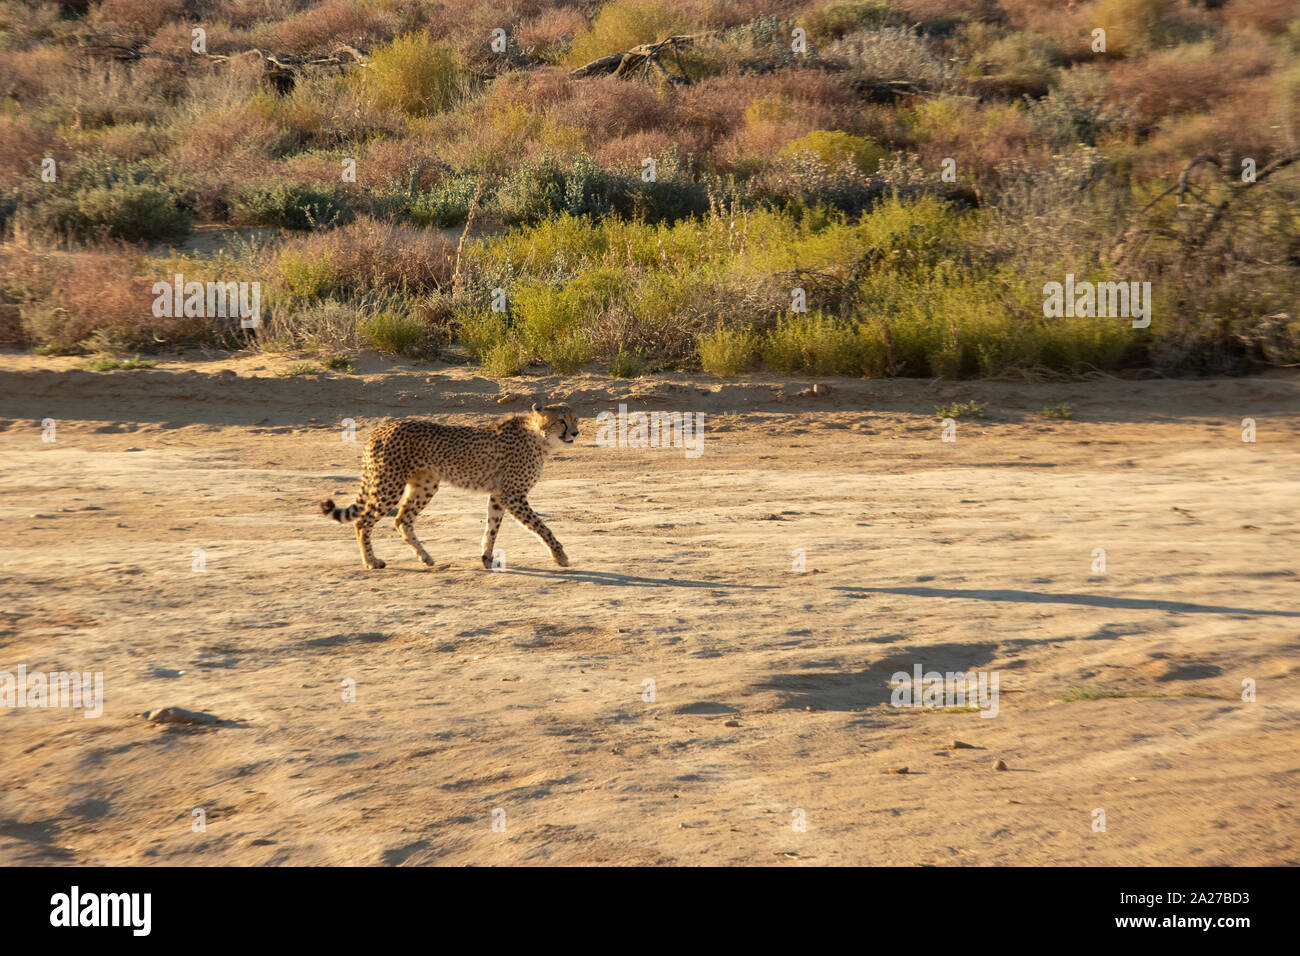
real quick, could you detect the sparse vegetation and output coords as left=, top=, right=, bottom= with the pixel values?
left=935, top=400, right=987, bottom=419
left=359, top=310, right=432, bottom=359
left=319, top=353, right=354, bottom=373
left=79, top=353, right=157, bottom=371
left=0, top=0, right=1294, bottom=375
left=277, top=362, right=324, bottom=377
left=699, top=325, right=762, bottom=376
left=1039, top=403, right=1075, bottom=419
left=608, top=349, right=649, bottom=378
left=1062, top=686, right=1215, bottom=701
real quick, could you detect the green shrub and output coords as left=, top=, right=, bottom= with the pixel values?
left=19, top=163, right=190, bottom=244
left=608, top=349, right=649, bottom=377
left=278, top=362, right=324, bottom=377
left=804, top=0, right=897, bottom=42
left=964, top=26, right=1066, bottom=96
left=493, top=154, right=706, bottom=225
left=512, top=268, right=622, bottom=361
left=79, top=353, right=157, bottom=371
left=1039, top=403, right=1075, bottom=419
left=359, top=309, right=431, bottom=357
left=935, top=400, right=985, bottom=419
left=493, top=156, right=570, bottom=224
left=458, top=310, right=512, bottom=362
left=751, top=152, right=882, bottom=215
left=320, top=353, right=354, bottom=372
left=493, top=154, right=615, bottom=224
left=566, top=0, right=687, bottom=67
left=784, top=130, right=890, bottom=174
left=698, top=325, right=761, bottom=375
left=538, top=329, right=592, bottom=373
left=482, top=340, right=526, bottom=377
left=1094, top=0, right=1190, bottom=57
left=408, top=175, right=481, bottom=227
left=364, top=34, right=473, bottom=116
left=762, top=313, right=886, bottom=377
left=278, top=248, right=338, bottom=301
left=234, top=181, right=351, bottom=230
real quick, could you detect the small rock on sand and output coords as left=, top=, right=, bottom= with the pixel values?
left=951, top=739, right=974, bottom=749
left=796, top=384, right=834, bottom=398
left=144, top=706, right=219, bottom=726
left=993, top=759, right=1009, bottom=771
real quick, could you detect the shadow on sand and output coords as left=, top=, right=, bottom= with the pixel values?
left=831, top=585, right=1300, bottom=617
left=499, top=566, right=779, bottom=591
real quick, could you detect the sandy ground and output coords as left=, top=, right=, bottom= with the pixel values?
left=0, top=351, right=1297, bottom=866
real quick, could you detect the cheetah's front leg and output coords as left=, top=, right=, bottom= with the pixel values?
left=480, top=495, right=505, bottom=569
left=500, top=494, right=569, bottom=567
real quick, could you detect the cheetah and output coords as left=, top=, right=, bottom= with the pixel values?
left=319, top=403, right=578, bottom=570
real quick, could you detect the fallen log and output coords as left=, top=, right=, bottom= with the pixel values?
left=76, top=32, right=369, bottom=92
left=570, top=35, right=695, bottom=84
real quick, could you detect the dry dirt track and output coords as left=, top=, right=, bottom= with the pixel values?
left=1, top=353, right=1297, bottom=866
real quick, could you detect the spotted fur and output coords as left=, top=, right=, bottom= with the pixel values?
left=320, top=403, right=578, bottom=570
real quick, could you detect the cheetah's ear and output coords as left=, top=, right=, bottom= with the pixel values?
left=531, top=403, right=541, bottom=414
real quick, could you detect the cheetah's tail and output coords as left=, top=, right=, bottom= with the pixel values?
left=319, top=498, right=363, bottom=523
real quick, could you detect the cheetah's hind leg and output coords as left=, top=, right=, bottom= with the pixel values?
left=354, top=483, right=403, bottom=570
left=395, top=471, right=439, bottom=567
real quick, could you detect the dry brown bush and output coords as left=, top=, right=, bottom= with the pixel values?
left=1223, top=0, right=1300, bottom=35
left=890, top=0, right=1004, bottom=29
left=88, top=0, right=184, bottom=41
left=174, top=106, right=292, bottom=170
left=170, top=103, right=295, bottom=218
left=1101, top=38, right=1275, bottom=128
left=41, top=60, right=173, bottom=128
left=0, top=116, right=68, bottom=191
left=210, top=0, right=299, bottom=30
left=682, top=0, right=802, bottom=29
left=548, top=75, right=674, bottom=141
left=1, top=246, right=216, bottom=351
left=913, top=99, right=1035, bottom=180
left=357, top=137, right=443, bottom=192
left=1134, top=75, right=1294, bottom=179
left=996, top=0, right=1102, bottom=55
left=86, top=122, right=174, bottom=163
left=0, top=46, right=79, bottom=103
left=267, top=0, right=398, bottom=55
left=592, top=129, right=680, bottom=170
left=496, top=68, right=576, bottom=111
left=279, top=218, right=458, bottom=294
left=518, top=6, right=589, bottom=62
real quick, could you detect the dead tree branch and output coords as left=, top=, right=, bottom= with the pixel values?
left=570, top=35, right=695, bottom=85
left=76, top=32, right=369, bottom=92
left=1111, top=149, right=1300, bottom=264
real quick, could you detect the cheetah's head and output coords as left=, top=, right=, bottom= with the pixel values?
left=531, top=402, right=579, bottom=450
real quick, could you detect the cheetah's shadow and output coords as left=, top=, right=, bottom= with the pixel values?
left=498, top=567, right=778, bottom=590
